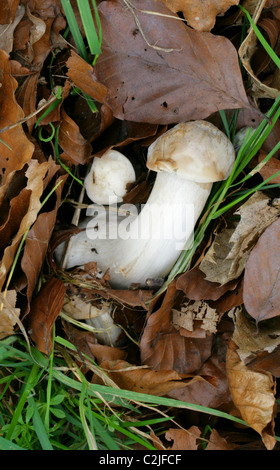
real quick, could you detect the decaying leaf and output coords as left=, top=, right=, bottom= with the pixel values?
left=28, top=277, right=66, bottom=355
left=205, top=428, right=234, bottom=450
left=140, top=282, right=213, bottom=374
left=239, top=0, right=280, bottom=99
left=0, top=290, right=21, bottom=339
left=94, top=0, right=249, bottom=125
left=165, top=426, right=201, bottom=450
left=0, top=159, right=58, bottom=291
left=230, top=308, right=280, bottom=363
left=226, top=339, right=276, bottom=450
left=199, top=192, right=280, bottom=285
left=96, top=359, right=204, bottom=396
left=0, top=49, right=34, bottom=195
left=0, top=4, right=25, bottom=54
left=243, top=217, right=280, bottom=323
left=161, top=0, right=240, bottom=32
left=172, top=300, right=220, bottom=335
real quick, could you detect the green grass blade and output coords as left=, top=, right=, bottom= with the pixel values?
left=60, top=0, right=89, bottom=62
left=28, top=396, right=54, bottom=450
left=239, top=5, right=280, bottom=70
left=0, top=436, right=26, bottom=450
left=77, top=0, right=101, bottom=56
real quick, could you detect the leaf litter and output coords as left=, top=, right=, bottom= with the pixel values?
left=0, top=0, right=280, bottom=450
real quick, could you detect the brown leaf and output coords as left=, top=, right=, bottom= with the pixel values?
left=0, top=50, right=34, bottom=191
left=176, top=266, right=238, bottom=301
left=0, top=4, right=25, bottom=54
left=226, top=339, right=276, bottom=450
left=199, top=192, right=280, bottom=285
left=20, top=173, right=67, bottom=315
left=0, top=0, right=20, bottom=24
left=66, top=50, right=108, bottom=104
left=257, top=151, right=280, bottom=184
left=243, top=218, right=280, bottom=323
left=0, top=159, right=56, bottom=291
left=140, top=282, right=213, bottom=374
left=58, top=108, right=92, bottom=165
left=0, top=290, right=21, bottom=339
left=28, top=278, right=66, bottom=355
left=94, top=0, right=249, bottom=125
left=63, top=322, right=127, bottom=364
left=96, top=359, right=201, bottom=396
left=165, top=426, right=201, bottom=450
left=161, top=0, right=240, bottom=32
left=205, top=428, right=233, bottom=450
left=239, top=0, right=279, bottom=99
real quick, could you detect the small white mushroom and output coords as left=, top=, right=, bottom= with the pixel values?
left=56, top=121, right=236, bottom=289
left=84, top=149, right=136, bottom=205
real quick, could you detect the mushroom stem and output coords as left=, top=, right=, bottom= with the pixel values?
left=56, top=121, right=235, bottom=290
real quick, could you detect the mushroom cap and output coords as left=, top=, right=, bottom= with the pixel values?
left=84, top=149, right=136, bottom=205
left=146, top=120, right=235, bottom=183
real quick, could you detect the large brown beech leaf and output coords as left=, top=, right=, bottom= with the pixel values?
left=243, top=218, right=280, bottom=323
left=94, top=0, right=249, bottom=125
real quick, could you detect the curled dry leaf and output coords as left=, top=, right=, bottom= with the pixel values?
left=165, top=426, right=201, bottom=450
left=96, top=359, right=203, bottom=396
left=161, top=0, right=240, bottom=32
left=0, top=159, right=57, bottom=291
left=28, top=278, right=65, bottom=355
left=140, top=282, right=213, bottom=374
left=0, top=290, right=21, bottom=340
left=230, top=308, right=280, bottom=364
left=0, top=0, right=20, bottom=24
left=239, top=0, right=280, bottom=99
left=0, top=50, right=34, bottom=195
left=58, top=108, right=92, bottom=165
left=94, top=0, right=249, bottom=125
left=0, top=4, right=25, bottom=54
left=226, top=339, right=276, bottom=450
left=243, top=217, right=280, bottom=323
left=66, top=51, right=108, bottom=104
left=205, top=428, right=234, bottom=450
left=199, top=192, right=280, bottom=285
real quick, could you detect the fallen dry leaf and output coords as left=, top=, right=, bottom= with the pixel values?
left=94, top=0, right=249, bottom=125
left=58, top=108, right=92, bottom=165
left=205, top=428, right=233, bottom=450
left=0, top=49, right=34, bottom=194
left=176, top=266, right=238, bottom=301
left=140, top=282, right=213, bottom=374
left=0, top=290, right=21, bottom=339
left=199, top=192, right=280, bottom=285
left=28, top=277, right=66, bottom=355
left=0, top=0, right=20, bottom=24
left=239, top=0, right=280, bottom=99
left=165, top=426, right=201, bottom=450
left=161, top=0, right=240, bottom=32
left=66, top=50, right=108, bottom=104
left=0, top=159, right=57, bottom=291
left=230, top=308, right=280, bottom=364
left=96, top=359, right=203, bottom=396
left=226, top=339, right=276, bottom=450
left=0, top=3, right=25, bottom=54
left=243, top=217, right=280, bottom=323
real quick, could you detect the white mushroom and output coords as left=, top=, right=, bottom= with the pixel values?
left=84, top=149, right=136, bottom=205
left=56, top=121, right=235, bottom=289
